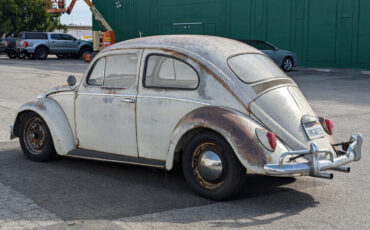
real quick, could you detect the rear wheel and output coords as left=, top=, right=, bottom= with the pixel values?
left=182, top=132, right=246, bottom=200
left=7, top=51, right=17, bottom=59
left=19, top=113, right=56, bottom=162
left=282, top=57, right=293, bottom=72
left=35, top=47, right=48, bottom=60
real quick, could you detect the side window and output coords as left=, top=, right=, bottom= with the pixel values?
left=62, top=34, right=75, bottom=40
left=51, top=34, right=62, bottom=40
left=144, top=55, right=199, bottom=89
left=104, top=53, right=138, bottom=88
left=87, top=57, right=105, bottom=86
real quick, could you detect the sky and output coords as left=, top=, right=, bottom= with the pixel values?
left=60, top=0, right=92, bottom=26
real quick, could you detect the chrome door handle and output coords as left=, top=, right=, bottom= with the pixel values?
left=120, top=98, right=136, bottom=103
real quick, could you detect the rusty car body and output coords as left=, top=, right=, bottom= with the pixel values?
left=10, top=35, right=363, bottom=200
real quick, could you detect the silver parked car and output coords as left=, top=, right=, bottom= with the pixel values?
left=240, top=40, right=298, bottom=72
left=10, top=35, right=362, bottom=200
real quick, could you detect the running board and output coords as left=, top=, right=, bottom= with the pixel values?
left=67, top=149, right=166, bottom=169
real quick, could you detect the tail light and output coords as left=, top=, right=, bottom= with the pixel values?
left=325, top=119, right=334, bottom=134
left=4, top=41, right=9, bottom=47
left=24, top=41, right=28, bottom=48
left=256, top=129, right=277, bottom=151
left=319, top=117, right=334, bottom=135
left=267, top=131, right=277, bottom=150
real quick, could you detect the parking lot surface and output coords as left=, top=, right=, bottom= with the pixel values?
left=0, top=56, right=369, bottom=229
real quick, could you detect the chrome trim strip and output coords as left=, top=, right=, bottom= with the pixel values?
left=48, top=92, right=74, bottom=96
left=78, top=92, right=137, bottom=97
left=137, top=95, right=210, bottom=105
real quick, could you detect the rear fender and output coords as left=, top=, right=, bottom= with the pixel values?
left=166, top=107, right=286, bottom=173
left=11, top=98, right=76, bottom=155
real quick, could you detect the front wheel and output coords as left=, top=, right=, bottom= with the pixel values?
left=19, top=113, right=56, bottom=162
left=282, top=57, right=294, bottom=72
left=182, top=132, right=246, bottom=200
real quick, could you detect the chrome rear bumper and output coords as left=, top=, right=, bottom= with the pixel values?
left=264, top=133, right=363, bottom=179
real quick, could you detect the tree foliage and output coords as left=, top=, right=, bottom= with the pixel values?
left=0, top=0, right=66, bottom=37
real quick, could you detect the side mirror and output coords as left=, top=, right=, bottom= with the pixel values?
left=274, top=47, right=279, bottom=51
left=67, top=75, right=76, bottom=87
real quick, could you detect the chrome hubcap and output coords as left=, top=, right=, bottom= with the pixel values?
left=197, top=150, right=223, bottom=182
left=192, top=143, right=227, bottom=189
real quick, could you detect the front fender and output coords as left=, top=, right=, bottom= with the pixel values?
left=166, top=107, right=287, bottom=173
left=11, top=98, right=76, bottom=155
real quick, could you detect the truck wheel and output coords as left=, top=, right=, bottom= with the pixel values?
left=17, top=52, right=27, bottom=59
left=19, top=112, right=56, bottom=162
left=35, top=47, right=48, bottom=60
left=80, top=47, right=92, bottom=60
left=182, top=132, right=246, bottom=200
left=7, top=51, right=17, bottom=59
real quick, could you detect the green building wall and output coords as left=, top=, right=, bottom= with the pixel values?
left=93, top=0, right=370, bottom=69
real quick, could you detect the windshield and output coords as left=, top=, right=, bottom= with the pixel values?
left=228, top=54, right=287, bottom=83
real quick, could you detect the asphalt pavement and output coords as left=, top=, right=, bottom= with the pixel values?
left=0, top=55, right=369, bottom=229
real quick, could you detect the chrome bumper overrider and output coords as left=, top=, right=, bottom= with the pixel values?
left=264, top=133, right=363, bottom=179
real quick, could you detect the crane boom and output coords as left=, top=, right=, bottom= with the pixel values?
left=47, top=0, right=113, bottom=31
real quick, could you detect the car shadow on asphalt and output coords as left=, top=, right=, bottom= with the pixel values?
left=0, top=148, right=318, bottom=225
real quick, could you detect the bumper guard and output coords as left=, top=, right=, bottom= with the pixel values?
left=264, top=133, right=363, bottom=179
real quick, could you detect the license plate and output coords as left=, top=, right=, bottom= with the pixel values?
left=303, top=121, right=325, bottom=140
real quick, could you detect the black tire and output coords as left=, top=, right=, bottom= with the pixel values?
left=182, top=132, right=246, bottom=200
left=282, top=57, right=294, bottom=72
left=7, top=51, right=17, bottom=59
left=19, top=112, right=56, bottom=162
left=17, top=52, right=27, bottom=59
left=80, top=47, right=92, bottom=60
left=35, top=46, right=48, bottom=60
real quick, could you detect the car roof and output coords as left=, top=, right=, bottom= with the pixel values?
left=104, top=35, right=260, bottom=64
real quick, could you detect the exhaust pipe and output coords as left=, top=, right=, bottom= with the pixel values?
left=332, top=166, right=350, bottom=173
left=312, top=172, right=334, bottom=179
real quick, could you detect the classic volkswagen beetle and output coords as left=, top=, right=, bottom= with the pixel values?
left=10, top=35, right=363, bottom=200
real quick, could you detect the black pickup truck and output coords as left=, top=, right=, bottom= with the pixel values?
left=0, top=37, right=18, bottom=59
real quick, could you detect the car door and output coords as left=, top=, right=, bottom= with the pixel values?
left=62, top=34, right=79, bottom=53
left=75, top=49, right=142, bottom=157
left=136, top=49, right=203, bottom=161
left=49, top=34, right=65, bottom=53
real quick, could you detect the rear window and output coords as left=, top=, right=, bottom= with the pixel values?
left=228, top=54, right=287, bottom=83
left=25, top=33, right=47, bottom=40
